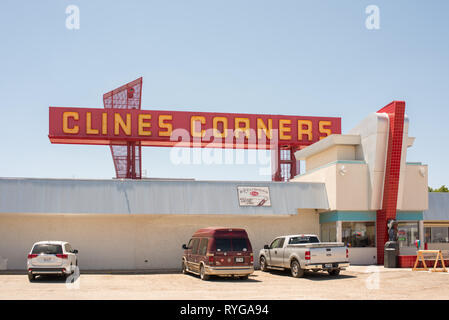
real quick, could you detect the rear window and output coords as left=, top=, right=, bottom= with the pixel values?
left=232, top=238, right=249, bottom=251
left=32, top=244, right=63, bottom=254
left=215, top=238, right=232, bottom=252
left=289, top=236, right=320, bottom=244
left=214, top=238, right=249, bottom=252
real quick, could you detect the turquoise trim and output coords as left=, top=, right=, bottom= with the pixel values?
left=319, top=211, right=376, bottom=223
left=406, top=162, right=422, bottom=166
left=319, top=210, right=423, bottom=224
left=396, top=211, right=423, bottom=221
left=300, top=160, right=366, bottom=177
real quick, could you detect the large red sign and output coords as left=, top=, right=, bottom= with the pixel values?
left=49, top=107, right=341, bottom=149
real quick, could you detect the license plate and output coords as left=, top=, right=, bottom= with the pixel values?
left=235, top=257, right=244, bottom=263
left=43, top=257, right=51, bottom=262
left=325, top=263, right=333, bottom=268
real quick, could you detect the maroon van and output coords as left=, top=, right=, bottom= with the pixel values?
left=181, top=227, right=254, bottom=280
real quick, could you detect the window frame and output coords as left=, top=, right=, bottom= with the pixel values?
left=342, top=221, right=376, bottom=248
left=198, top=238, right=209, bottom=255
left=191, top=238, right=200, bottom=255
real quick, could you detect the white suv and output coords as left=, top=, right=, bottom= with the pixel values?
left=27, top=241, right=78, bottom=281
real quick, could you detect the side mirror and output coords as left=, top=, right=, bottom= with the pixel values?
left=73, top=249, right=78, bottom=254
left=263, top=245, right=270, bottom=250
left=182, top=244, right=188, bottom=250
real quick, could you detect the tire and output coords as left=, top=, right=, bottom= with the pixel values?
left=328, top=269, right=341, bottom=276
left=290, top=260, right=305, bottom=278
left=181, top=260, right=187, bottom=274
left=240, top=275, right=249, bottom=280
left=259, top=256, right=268, bottom=272
left=199, top=264, right=210, bottom=281
left=28, top=273, right=35, bottom=282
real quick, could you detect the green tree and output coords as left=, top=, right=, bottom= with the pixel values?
left=429, top=185, right=449, bottom=192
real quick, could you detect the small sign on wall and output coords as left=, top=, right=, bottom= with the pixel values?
left=237, top=186, right=271, bottom=207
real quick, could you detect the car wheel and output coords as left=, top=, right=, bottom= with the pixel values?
left=200, top=264, right=210, bottom=281
left=28, top=273, right=35, bottom=282
left=290, top=260, right=304, bottom=278
left=181, top=260, right=187, bottom=274
left=328, top=269, right=341, bottom=276
left=260, top=256, right=268, bottom=272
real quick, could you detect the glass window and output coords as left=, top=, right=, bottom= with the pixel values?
left=289, top=236, right=320, bottom=244
left=342, top=222, right=375, bottom=247
left=397, top=222, right=419, bottom=248
left=32, top=244, right=63, bottom=254
left=215, top=238, right=232, bottom=252
left=231, top=239, right=248, bottom=251
left=270, top=238, right=284, bottom=249
left=425, top=227, right=449, bottom=243
left=321, top=222, right=336, bottom=242
left=198, top=238, right=208, bottom=255
left=191, top=238, right=200, bottom=254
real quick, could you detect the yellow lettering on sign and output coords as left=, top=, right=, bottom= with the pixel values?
left=234, top=118, right=250, bottom=139
left=257, top=118, right=273, bottom=140
left=114, top=113, right=131, bottom=136
left=319, top=120, right=332, bottom=140
left=279, top=119, right=291, bottom=140
left=158, top=115, right=172, bottom=137
left=102, top=113, right=107, bottom=135
left=213, top=117, right=228, bottom=138
left=62, top=111, right=79, bottom=134
left=86, top=112, right=99, bottom=135
left=298, top=120, right=312, bottom=141
left=191, top=116, right=206, bottom=138
left=138, top=114, right=152, bottom=136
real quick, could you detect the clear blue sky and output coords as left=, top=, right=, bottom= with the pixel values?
left=0, top=1, right=448, bottom=187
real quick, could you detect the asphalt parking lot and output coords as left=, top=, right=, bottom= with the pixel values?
left=1, top=266, right=449, bottom=300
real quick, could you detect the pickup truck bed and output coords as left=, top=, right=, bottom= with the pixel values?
left=259, top=234, right=349, bottom=278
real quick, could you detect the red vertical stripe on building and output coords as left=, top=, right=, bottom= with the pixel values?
left=376, top=101, right=406, bottom=264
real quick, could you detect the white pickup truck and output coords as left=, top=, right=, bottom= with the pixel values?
left=259, top=234, right=349, bottom=278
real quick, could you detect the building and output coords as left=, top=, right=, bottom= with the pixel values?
left=1, top=101, right=448, bottom=271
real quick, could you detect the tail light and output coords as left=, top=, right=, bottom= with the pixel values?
left=56, top=254, right=68, bottom=259
left=27, top=254, right=38, bottom=259
left=250, top=255, right=254, bottom=264
left=208, top=255, right=214, bottom=265
left=346, top=248, right=349, bottom=259
left=305, top=251, right=311, bottom=260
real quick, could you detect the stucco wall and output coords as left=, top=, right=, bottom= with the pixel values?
left=306, top=145, right=356, bottom=171
left=293, top=162, right=370, bottom=211
left=398, top=165, right=428, bottom=211
left=292, top=165, right=337, bottom=210
left=0, top=213, right=319, bottom=271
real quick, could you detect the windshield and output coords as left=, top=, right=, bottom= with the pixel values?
left=289, top=236, right=320, bottom=244
left=32, top=244, right=63, bottom=254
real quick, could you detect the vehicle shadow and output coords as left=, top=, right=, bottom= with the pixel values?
left=31, top=274, right=79, bottom=284
left=183, top=272, right=262, bottom=283
left=264, top=269, right=356, bottom=281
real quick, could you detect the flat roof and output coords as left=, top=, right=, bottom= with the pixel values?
left=0, top=178, right=329, bottom=215
left=294, top=134, right=361, bottom=160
